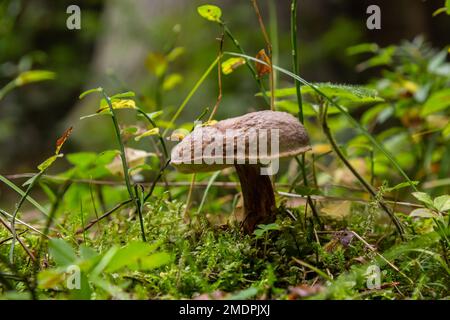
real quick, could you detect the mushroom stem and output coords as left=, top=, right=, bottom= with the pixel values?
left=235, top=164, right=276, bottom=234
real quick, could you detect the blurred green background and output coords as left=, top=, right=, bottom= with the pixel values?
left=0, top=0, right=449, bottom=176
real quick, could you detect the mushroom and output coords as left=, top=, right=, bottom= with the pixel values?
left=171, top=110, right=311, bottom=233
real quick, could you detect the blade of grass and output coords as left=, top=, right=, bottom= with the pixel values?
left=196, top=171, right=221, bottom=215
left=290, top=0, right=320, bottom=228
left=100, top=88, right=146, bottom=242
left=0, top=174, right=49, bottom=217
left=162, top=56, right=220, bottom=137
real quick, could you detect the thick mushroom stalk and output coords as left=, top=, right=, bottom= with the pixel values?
left=234, top=164, right=276, bottom=233
left=170, top=110, right=311, bottom=234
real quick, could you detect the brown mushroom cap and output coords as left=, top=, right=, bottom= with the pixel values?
left=171, top=110, right=311, bottom=173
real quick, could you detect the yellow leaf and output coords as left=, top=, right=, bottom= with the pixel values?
left=145, top=52, right=167, bottom=77
left=168, top=129, right=188, bottom=141
left=201, top=120, right=218, bottom=127
left=97, top=99, right=136, bottom=114
left=162, top=74, right=183, bottom=91
left=38, top=154, right=64, bottom=172
left=221, top=57, right=246, bottom=75
left=197, top=5, right=222, bottom=23
left=312, top=144, right=332, bottom=154
left=134, top=128, right=160, bottom=141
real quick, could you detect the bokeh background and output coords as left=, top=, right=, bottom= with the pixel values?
left=1, top=0, right=449, bottom=192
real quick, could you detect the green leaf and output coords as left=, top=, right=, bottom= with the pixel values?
left=79, top=87, right=102, bottom=99
left=15, top=70, right=55, bottom=86
left=145, top=52, right=167, bottom=77
left=410, top=208, right=436, bottom=218
left=79, top=245, right=99, bottom=261
left=162, top=74, right=183, bottom=91
left=254, top=223, right=280, bottom=238
left=148, top=111, right=163, bottom=120
left=261, top=83, right=383, bottom=106
left=105, top=241, right=161, bottom=273
left=134, top=128, right=160, bottom=141
left=443, top=122, right=450, bottom=139
left=433, top=195, right=450, bottom=212
left=229, top=287, right=258, bottom=300
left=356, top=46, right=396, bottom=71
left=412, top=192, right=434, bottom=207
left=197, top=5, right=222, bottom=22
left=49, top=239, right=77, bottom=267
left=38, top=154, right=63, bottom=172
left=132, top=252, right=172, bottom=271
left=346, top=43, right=379, bottom=56
left=166, top=47, right=185, bottom=62
left=66, top=152, right=98, bottom=168
left=421, top=88, right=450, bottom=116
left=110, top=91, right=135, bottom=99
left=129, top=163, right=152, bottom=175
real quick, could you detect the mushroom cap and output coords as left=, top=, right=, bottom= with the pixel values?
left=171, top=110, right=311, bottom=173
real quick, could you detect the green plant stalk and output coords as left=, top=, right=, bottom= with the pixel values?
left=222, top=25, right=270, bottom=106
left=290, top=0, right=306, bottom=181
left=225, top=51, right=418, bottom=192
left=290, top=0, right=320, bottom=227
left=9, top=171, right=44, bottom=263
left=251, top=0, right=275, bottom=110
left=321, top=103, right=404, bottom=238
left=290, top=0, right=303, bottom=123
left=163, top=56, right=219, bottom=137
left=268, top=0, right=279, bottom=89
left=134, top=185, right=147, bottom=242
left=101, top=89, right=146, bottom=242
left=0, top=80, right=16, bottom=101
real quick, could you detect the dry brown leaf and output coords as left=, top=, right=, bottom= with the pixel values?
left=255, top=49, right=271, bottom=77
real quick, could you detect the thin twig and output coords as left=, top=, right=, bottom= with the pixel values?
left=76, top=199, right=133, bottom=234
left=351, top=230, right=413, bottom=284
left=0, top=216, right=36, bottom=262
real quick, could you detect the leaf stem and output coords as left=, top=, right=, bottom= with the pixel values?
left=101, top=88, right=146, bottom=241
